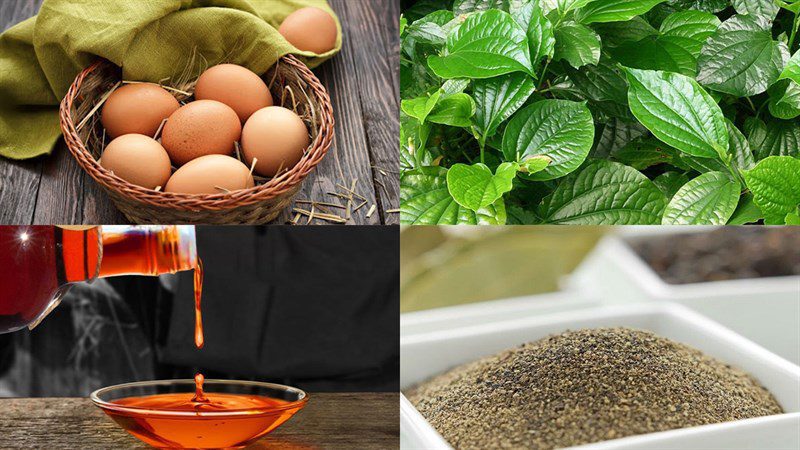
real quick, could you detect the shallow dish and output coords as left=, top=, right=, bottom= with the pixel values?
left=400, top=302, right=800, bottom=449
left=91, top=379, right=308, bottom=449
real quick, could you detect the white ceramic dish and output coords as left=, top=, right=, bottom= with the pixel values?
left=566, top=232, right=800, bottom=364
left=401, top=291, right=597, bottom=335
left=400, top=303, right=800, bottom=450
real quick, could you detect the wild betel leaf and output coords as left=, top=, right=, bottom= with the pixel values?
left=662, top=171, right=740, bottom=225
left=426, top=93, right=477, bottom=127
left=780, top=51, right=800, bottom=84
left=727, top=192, right=764, bottom=225
left=575, top=0, right=667, bottom=24
left=401, top=167, right=507, bottom=224
left=653, top=171, right=690, bottom=199
left=513, top=0, right=556, bottom=65
left=428, top=10, right=535, bottom=79
left=553, top=22, right=601, bottom=68
left=540, top=160, right=667, bottom=224
left=743, top=156, right=800, bottom=225
left=745, top=117, right=800, bottom=159
left=697, top=14, right=790, bottom=97
left=624, top=68, right=729, bottom=159
left=502, top=99, right=595, bottom=181
left=446, top=162, right=519, bottom=211
left=725, top=119, right=755, bottom=171
left=473, top=73, right=537, bottom=139
left=731, top=0, right=780, bottom=23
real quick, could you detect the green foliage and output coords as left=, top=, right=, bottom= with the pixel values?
left=400, top=0, right=800, bottom=225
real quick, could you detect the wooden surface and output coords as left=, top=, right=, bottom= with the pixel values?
left=0, top=393, right=399, bottom=449
left=0, top=0, right=399, bottom=225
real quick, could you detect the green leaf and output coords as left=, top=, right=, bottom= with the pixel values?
left=563, top=57, right=632, bottom=119
left=697, top=15, right=790, bottom=97
left=593, top=17, right=659, bottom=47
left=662, top=171, right=740, bottom=224
left=746, top=117, right=800, bottom=159
left=666, top=0, right=729, bottom=13
left=658, top=10, right=720, bottom=56
left=611, top=35, right=697, bottom=76
left=406, top=11, right=456, bottom=45
left=427, top=93, right=477, bottom=127
left=777, top=0, right=800, bottom=14
left=520, top=155, right=552, bottom=174
left=779, top=51, right=800, bottom=84
left=553, top=22, right=601, bottom=68
left=612, top=136, right=681, bottom=169
left=743, top=156, right=800, bottom=224
left=502, top=100, right=595, bottom=180
left=447, top=162, right=518, bottom=210
left=731, top=0, right=780, bottom=23
left=540, top=160, right=667, bottom=224
left=513, top=0, right=556, bottom=65
left=624, top=68, right=728, bottom=159
left=401, top=167, right=507, bottom=224
left=727, top=192, right=763, bottom=224
left=401, top=90, right=443, bottom=124
left=472, top=73, right=537, bottom=139
left=653, top=171, right=690, bottom=199
left=768, top=80, right=800, bottom=120
left=593, top=119, right=649, bottom=157
left=726, top=119, right=755, bottom=171
left=453, top=0, right=512, bottom=14
left=428, top=10, right=534, bottom=79
left=576, top=0, right=667, bottom=24
left=545, top=0, right=596, bottom=16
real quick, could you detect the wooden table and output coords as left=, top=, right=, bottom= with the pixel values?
left=0, top=393, right=399, bottom=449
left=0, top=0, right=399, bottom=225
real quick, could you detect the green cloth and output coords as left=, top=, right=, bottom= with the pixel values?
left=0, top=0, right=341, bottom=160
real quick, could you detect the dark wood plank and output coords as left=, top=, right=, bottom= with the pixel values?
left=339, top=0, right=400, bottom=225
left=277, top=0, right=383, bottom=225
left=0, top=394, right=399, bottom=449
left=0, top=0, right=44, bottom=225
left=32, top=141, right=83, bottom=224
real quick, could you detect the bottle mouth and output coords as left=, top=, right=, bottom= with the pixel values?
left=176, top=226, right=198, bottom=270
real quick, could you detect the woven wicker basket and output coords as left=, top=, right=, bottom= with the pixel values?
left=59, top=55, right=334, bottom=224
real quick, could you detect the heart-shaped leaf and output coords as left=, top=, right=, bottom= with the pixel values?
left=553, top=22, right=601, bottom=68
left=662, top=171, right=740, bottom=224
left=743, top=156, right=800, bottom=225
left=725, top=119, right=755, bottom=172
left=768, top=80, right=800, bottom=120
left=472, top=73, right=537, bottom=139
left=575, top=0, right=667, bottom=24
left=401, top=90, right=443, bottom=124
left=624, top=67, right=728, bottom=159
left=428, top=10, right=534, bottom=79
left=745, top=117, right=800, bottom=160
left=540, top=160, right=667, bottom=224
left=447, top=162, right=519, bottom=210
left=697, top=14, right=790, bottom=97
left=427, top=93, right=477, bottom=127
left=731, top=0, right=780, bottom=23
left=401, top=167, right=507, bottom=224
left=502, top=99, right=595, bottom=180
left=727, top=193, right=764, bottom=225
left=513, top=0, right=556, bottom=65
left=779, top=51, right=800, bottom=84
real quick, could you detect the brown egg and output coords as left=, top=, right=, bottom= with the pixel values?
left=241, top=106, right=310, bottom=177
left=101, top=84, right=180, bottom=138
left=278, top=7, right=338, bottom=54
left=194, top=64, right=273, bottom=123
left=99, top=134, right=172, bottom=190
left=161, top=100, right=242, bottom=166
left=165, top=154, right=255, bottom=194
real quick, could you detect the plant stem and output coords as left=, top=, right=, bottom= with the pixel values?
left=479, top=137, right=486, bottom=164
left=790, top=13, right=800, bottom=52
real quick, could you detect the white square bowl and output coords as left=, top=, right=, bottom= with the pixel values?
left=400, top=302, right=800, bottom=450
left=565, top=232, right=800, bottom=364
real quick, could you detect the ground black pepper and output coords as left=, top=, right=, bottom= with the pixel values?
left=406, top=328, right=783, bottom=449
left=631, top=228, right=800, bottom=284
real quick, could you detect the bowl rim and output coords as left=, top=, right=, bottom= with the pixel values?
left=90, top=378, right=309, bottom=417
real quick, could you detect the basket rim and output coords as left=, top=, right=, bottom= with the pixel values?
left=59, top=55, right=334, bottom=212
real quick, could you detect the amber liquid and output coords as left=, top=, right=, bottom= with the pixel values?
left=105, top=392, right=299, bottom=449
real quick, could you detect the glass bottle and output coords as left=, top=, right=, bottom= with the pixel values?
left=0, top=225, right=196, bottom=333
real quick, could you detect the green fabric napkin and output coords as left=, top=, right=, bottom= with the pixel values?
left=0, top=0, right=341, bottom=160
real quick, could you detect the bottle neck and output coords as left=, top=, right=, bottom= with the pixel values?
left=98, top=226, right=198, bottom=278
